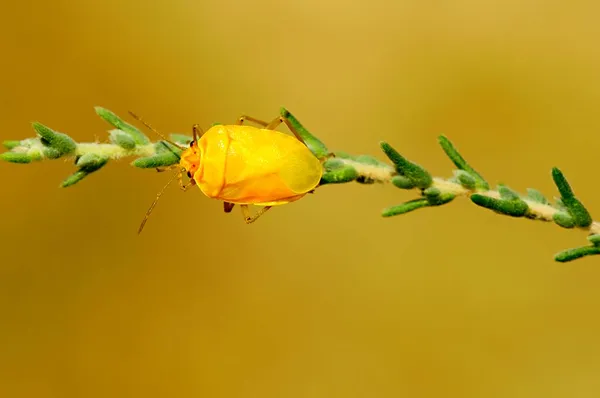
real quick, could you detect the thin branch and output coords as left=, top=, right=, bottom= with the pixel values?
left=1, top=106, right=597, bottom=262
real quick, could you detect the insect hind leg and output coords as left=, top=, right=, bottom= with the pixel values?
left=236, top=115, right=269, bottom=127
left=267, top=115, right=315, bottom=151
left=235, top=112, right=333, bottom=161
left=224, top=202, right=235, bottom=213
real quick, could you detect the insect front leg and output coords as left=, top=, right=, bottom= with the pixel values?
left=155, top=164, right=181, bottom=173
left=177, top=170, right=196, bottom=192
left=180, top=181, right=196, bottom=192
left=240, top=204, right=272, bottom=224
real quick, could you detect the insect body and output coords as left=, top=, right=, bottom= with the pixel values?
left=180, top=124, right=323, bottom=214
left=134, top=111, right=327, bottom=231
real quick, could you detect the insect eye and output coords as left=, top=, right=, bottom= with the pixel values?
left=187, top=171, right=192, bottom=178
left=189, top=141, right=194, bottom=148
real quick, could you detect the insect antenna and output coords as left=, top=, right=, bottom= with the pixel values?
left=137, top=173, right=177, bottom=235
left=128, top=111, right=184, bottom=150
left=192, top=124, right=203, bottom=146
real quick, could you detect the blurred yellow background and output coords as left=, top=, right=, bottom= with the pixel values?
left=2, top=0, right=600, bottom=397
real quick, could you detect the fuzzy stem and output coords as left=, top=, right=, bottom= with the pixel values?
left=75, top=143, right=157, bottom=158
left=1, top=107, right=597, bottom=262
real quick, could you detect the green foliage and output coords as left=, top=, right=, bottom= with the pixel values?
left=95, top=107, right=150, bottom=145
left=438, top=135, right=489, bottom=190
left=551, top=167, right=592, bottom=227
left=280, top=107, right=329, bottom=159
left=380, top=141, right=432, bottom=189
left=471, top=194, right=529, bottom=217
left=1, top=106, right=597, bottom=262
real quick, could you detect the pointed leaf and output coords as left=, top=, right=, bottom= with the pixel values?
left=552, top=167, right=592, bottom=227
left=61, top=171, right=89, bottom=188
left=555, top=246, right=600, bottom=262
left=382, top=198, right=430, bottom=217
left=31, top=122, right=76, bottom=155
left=132, top=152, right=180, bottom=168
left=380, top=141, right=432, bottom=188
left=526, top=188, right=549, bottom=204
left=280, top=107, right=329, bottom=159
left=95, top=107, right=150, bottom=145
left=391, top=175, right=416, bottom=189
left=109, top=129, right=137, bottom=150
left=76, top=153, right=109, bottom=173
left=0, top=152, right=33, bottom=163
left=3, top=140, right=22, bottom=150
left=438, top=135, right=488, bottom=189
left=471, top=194, right=529, bottom=217
left=553, top=212, right=575, bottom=229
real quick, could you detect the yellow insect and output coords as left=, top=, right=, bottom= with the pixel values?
left=131, top=111, right=328, bottom=233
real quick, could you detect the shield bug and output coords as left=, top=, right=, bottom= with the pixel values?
left=132, top=110, right=328, bottom=233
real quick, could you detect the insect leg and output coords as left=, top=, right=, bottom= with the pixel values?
left=180, top=180, right=196, bottom=192
left=269, top=116, right=315, bottom=151
left=240, top=204, right=272, bottom=224
left=176, top=170, right=196, bottom=191
left=265, top=117, right=284, bottom=130
left=266, top=115, right=336, bottom=162
left=156, top=164, right=180, bottom=173
left=223, top=202, right=235, bottom=213
left=236, top=115, right=269, bottom=127
left=191, top=124, right=205, bottom=145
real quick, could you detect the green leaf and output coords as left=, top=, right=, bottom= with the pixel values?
left=3, top=140, right=22, bottom=150
left=587, top=234, right=600, bottom=246
left=322, top=158, right=346, bottom=170
left=355, top=155, right=388, bottom=167
left=43, top=147, right=63, bottom=159
left=76, top=153, right=109, bottom=173
left=320, top=165, right=359, bottom=184
left=95, top=107, right=150, bottom=145
left=555, top=246, right=600, bottom=262
left=280, top=107, right=329, bottom=159
left=391, top=175, right=416, bottom=189
left=454, top=170, right=477, bottom=190
left=426, top=192, right=455, bottom=206
left=552, top=167, right=575, bottom=199
left=132, top=152, right=180, bottom=168
left=380, top=141, right=432, bottom=189
left=471, top=194, right=529, bottom=217
left=382, top=198, right=430, bottom=217
left=154, top=141, right=182, bottom=155
left=423, top=187, right=441, bottom=199
left=320, top=157, right=360, bottom=184
left=61, top=171, right=89, bottom=188
left=438, top=135, right=489, bottom=190
left=553, top=212, right=575, bottom=229
left=526, top=188, right=549, bottom=204
left=552, top=167, right=592, bottom=227
left=0, top=152, right=33, bottom=163
left=29, top=150, right=42, bottom=161
left=31, top=122, right=77, bottom=155
left=109, top=129, right=137, bottom=150
left=170, top=134, right=193, bottom=146
left=554, top=197, right=568, bottom=212
left=498, top=185, right=520, bottom=200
